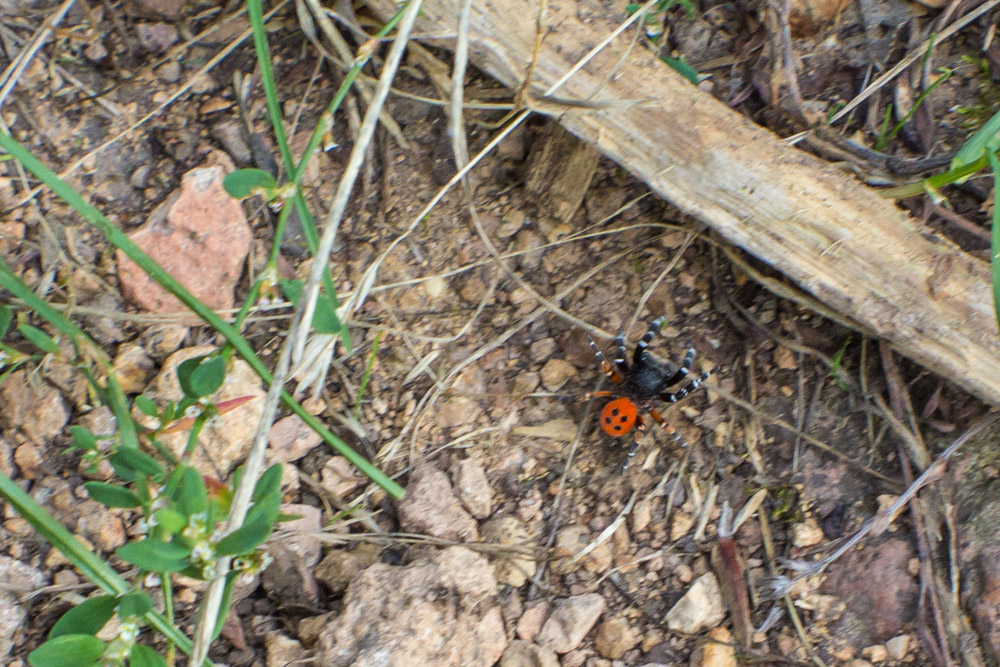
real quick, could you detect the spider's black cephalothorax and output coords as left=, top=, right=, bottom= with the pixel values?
left=584, top=316, right=711, bottom=472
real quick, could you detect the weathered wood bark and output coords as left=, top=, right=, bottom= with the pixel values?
left=366, top=0, right=1000, bottom=405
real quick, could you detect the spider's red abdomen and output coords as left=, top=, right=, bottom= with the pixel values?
left=600, top=397, right=638, bottom=437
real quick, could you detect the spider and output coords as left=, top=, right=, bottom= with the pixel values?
left=584, top=316, right=711, bottom=472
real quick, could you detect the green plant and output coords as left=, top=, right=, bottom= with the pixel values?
left=0, top=1, right=423, bottom=662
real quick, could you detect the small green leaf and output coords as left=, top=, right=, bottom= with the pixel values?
left=28, top=634, right=105, bottom=667
left=134, top=395, right=158, bottom=418
left=177, top=355, right=225, bottom=398
left=215, top=519, right=272, bottom=556
left=116, top=539, right=191, bottom=572
left=280, top=280, right=341, bottom=334
left=117, top=591, right=153, bottom=618
left=174, top=467, right=207, bottom=516
left=153, top=508, right=186, bottom=535
left=110, top=447, right=164, bottom=478
left=84, top=482, right=143, bottom=509
left=0, top=305, right=12, bottom=338
left=17, top=323, right=60, bottom=355
left=953, top=110, right=1000, bottom=175
left=252, top=464, right=283, bottom=502
left=69, top=426, right=98, bottom=452
left=130, top=645, right=168, bottom=667
left=246, top=491, right=281, bottom=527
left=48, top=595, right=117, bottom=639
left=661, top=56, right=700, bottom=84
left=223, top=168, right=278, bottom=199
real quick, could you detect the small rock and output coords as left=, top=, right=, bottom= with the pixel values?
left=885, top=635, right=909, bottom=660
left=788, top=0, right=849, bottom=36
left=791, top=517, right=824, bottom=548
left=552, top=525, right=590, bottom=575
left=318, top=547, right=504, bottom=666
left=0, top=370, right=69, bottom=443
left=422, top=276, right=447, bottom=299
left=517, top=600, right=550, bottom=642
left=631, top=498, right=653, bottom=533
left=697, top=626, right=737, bottom=667
left=0, top=435, right=13, bottom=478
left=135, top=22, right=177, bottom=52
left=84, top=41, right=109, bottom=62
left=265, top=632, right=308, bottom=667
left=458, top=273, right=487, bottom=303
left=315, top=543, right=381, bottom=593
left=13, top=442, right=42, bottom=479
left=320, top=456, right=362, bottom=497
left=774, top=346, right=797, bottom=370
left=143, top=325, right=188, bottom=358
left=436, top=397, right=483, bottom=429
left=117, top=164, right=251, bottom=313
left=821, top=537, right=917, bottom=645
left=261, top=504, right=322, bottom=606
left=211, top=121, right=253, bottom=165
left=664, top=573, right=726, bottom=634
left=298, top=612, right=335, bottom=647
left=398, top=464, right=479, bottom=541
left=0, top=556, right=47, bottom=656
left=481, top=516, right=536, bottom=587
left=499, top=640, right=559, bottom=667
left=861, top=645, right=888, bottom=663
left=513, top=230, right=544, bottom=271
left=268, top=415, right=322, bottom=463
left=452, top=458, right=493, bottom=519
left=536, top=594, right=606, bottom=654
left=111, top=343, right=155, bottom=394
left=0, top=222, right=24, bottom=256
left=593, top=616, right=640, bottom=659
left=77, top=513, right=126, bottom=552
left=512, top=372, right=540, bottom=397
left=529, top=338, right=557, bottom=363
left=539, top=359, right=577, bottom=392
left=671, top=510, right=695, bottom=541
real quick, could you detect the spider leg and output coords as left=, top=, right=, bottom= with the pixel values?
left=613, top=331, right=628, bottom=373
left=588, top=337, right=623, bottom=383
left=663, top=345, right=696, bottom=386
left=621, top=415, right=647, bottom=473
left=633, top=316, right=666, bottom=364
left=581, top=390, right=614, bottom=402
left=649, top=408, right=689, bottom=448
left=661, top=370, right=711, bottom=403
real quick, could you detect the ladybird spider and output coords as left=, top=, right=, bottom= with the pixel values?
left=584, top=316, right=711, bottom=472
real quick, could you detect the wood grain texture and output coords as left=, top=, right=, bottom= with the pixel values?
left=366, top=0, right=1000, bottom=405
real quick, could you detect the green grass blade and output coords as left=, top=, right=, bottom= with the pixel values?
left=989, top=151, right=1000, bottom=333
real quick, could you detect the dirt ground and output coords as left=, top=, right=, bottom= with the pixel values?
left=2, top=0, right=1000, bottom=665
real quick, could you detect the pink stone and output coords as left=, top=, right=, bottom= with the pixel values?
left=117, top=165, right=250, bottom=314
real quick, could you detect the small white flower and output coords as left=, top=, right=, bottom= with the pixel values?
left=184, top=405, right=202, bottom=419
left=119, top=620, right=140, bottom=643
left=191, top=541, right=214, bottom=562
left=143, top=572, right=161, bottom=588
